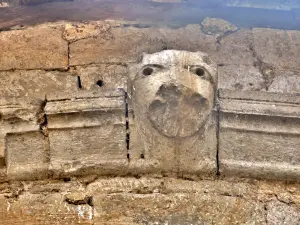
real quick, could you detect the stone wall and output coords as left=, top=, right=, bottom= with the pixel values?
left=0, top=19, right=300, bottom=224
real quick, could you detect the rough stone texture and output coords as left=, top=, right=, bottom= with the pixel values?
left=6, top=132, right=49, bottom=180
left=219, top=90, right=300, bottom=180
left=1, top=177, right=300, bottom=224
left=1, top=20, right=300, bottom=222
left=93, top=193, right=265, bottom=224
left=128, top=50, right=217, bottom=175
left=69, top=26, right=166, bottom=65
left=0, top=26, right=68, bottom=70
left=267, top=201, right=300, bottom=225
left=268, top=70, right=300, bottom=93
left=0, top=70, right=78, bottom=100
left=0, top=193, right=93, bottom=224
left=0, top=97, right=45, bottom=179
left=218, top=65, right=266, bottom=91
left=70, top=64, right=128, bottom=90
left=63, top=21, right=113, bottom=42
left=214, top=29, right=257, bottom=66
left=159, top=24, right=217, bottom=54
left=253, top=28, right=300, bottom=70
left=45, top=90, right=127, bottom=177
left=201, top=17, right=238, bottom=36
left=70, top=25, right=217, bottom=65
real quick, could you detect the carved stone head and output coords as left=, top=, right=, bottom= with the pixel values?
left=129, top=50, right=217, bottom=139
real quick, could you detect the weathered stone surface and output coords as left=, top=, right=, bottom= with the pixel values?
left=267, top=201, right=300, bottom=225
left=201, top=17, right=238, bottom=36
left=218, top=65, right=266, bottom=91
left=93, top=193, right=265, bottom=224
left=128, top=50, right=217, bottom=175
left=46, top=90, right=127, bottom=177
left=0, top=70, right=78, bottom=100
left=253, top=28, right=300, bottom=70
left=1, top=193, right=93, bottom=224
left=69, top=26, right=166, bottom=65
left=268, top=70, right=300, bottom=93
left=87, top=177, right=164, bottom=195
left=63, top=21, right=112, bottom=42
left=6, top=132, right=49, bottom=180
left=3, top=177, right=300, bottom=224
left=71, top=64, right=127, bottom=90
left=213, top=29, right=257, bottom=66
left=70, top=25, right=217, bottom=65
left=0, top=26, right=68, bottom=70
left=0, top=97, right=45, bottom=174
left=159, top=24, right=217, bottom=53
left=219, top=90, right=300, bottom=180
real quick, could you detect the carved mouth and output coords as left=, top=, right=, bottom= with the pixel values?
left=148, top=84, right=210, bottom=138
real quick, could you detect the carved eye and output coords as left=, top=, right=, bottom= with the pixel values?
left=190, top=66, right=205, bottom=77
left=140, top=64, right=164, bottom=77
left=186, top=65, right=214, bottom=84
left=142, top=67, right=154, bottom=76
left=194, top=67, right=205, bottom=77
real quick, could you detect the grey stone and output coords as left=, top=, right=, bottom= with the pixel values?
left=253, top=28, right=300, bottom=70
left=0, top=26, right=68, bottom=70
left=212, top=29, right=257, bottom=66
left=218, top=65, right=266, bottom=91
left=269, top=70, right=300, bottom=94
left=267, top=201, right=300, bottom=225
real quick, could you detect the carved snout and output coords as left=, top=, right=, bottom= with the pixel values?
left=148, top=83, right=210, bottom=138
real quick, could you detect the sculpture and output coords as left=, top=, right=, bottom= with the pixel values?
left=128, top=50, right=218, bottom=176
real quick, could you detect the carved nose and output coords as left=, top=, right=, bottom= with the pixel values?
left=148, top=83, right=209, bottom=138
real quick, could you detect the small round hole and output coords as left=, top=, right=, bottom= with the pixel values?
left=142, top=67, right=153, bottom=76
left=195, top=68, right=205, bottom=77
left=96, top=80, right=104, bottom=87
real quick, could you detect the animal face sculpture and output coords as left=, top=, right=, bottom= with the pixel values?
left=129, top=50, right=217, bottom=139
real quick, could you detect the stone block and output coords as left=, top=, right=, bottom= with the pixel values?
left=211, top=29, right=256, bottom=66
left=0, top=26, right=68, bottom=70
left=218, top=65, right=266, bottom=91
left=0, top=97, right=47, bottom=180
left=1, top=193, right=93, bottom=224
left=93, top=193, right=265, bottom=224
left=69, top=25, right=218, bottom=66
left=71, top=64, right=127, bottom=90
left=253, top=28, right=300, bottom=70
left=69, top=26, right=166, bottom=65
left=0, top=70, right=78, bottom=100
left=268, top=70, right=300, bottom=94
left=219, top=90, right=300, bottom=180
left=45, top=90, right=127, bottom=177
left=267, top=201, right=300, bottom=225
left=128, top=50, right=218, bottom=176
left=160, top=24, right=217, bottom=53
left=6, top=132, right=49, bottom=180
